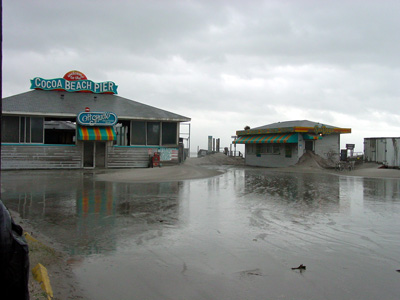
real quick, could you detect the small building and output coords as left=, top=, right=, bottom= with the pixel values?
left=1, top=71, right=190, bottom=169
left=364, top=137, right=400, bottom=168
left=234, top=120, right=351, bottom=167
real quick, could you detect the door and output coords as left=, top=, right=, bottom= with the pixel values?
left=83, top=142, right=95, bottom=168
left=95, top=142, right=106, bottom=168
left=305, top=141, right=314, bottom=152
left=83, top=142, right=106, bottom=168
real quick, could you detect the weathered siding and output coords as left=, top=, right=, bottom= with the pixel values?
left=1, top=144, right=82, bottom=169
left=107, top=146, right=179, bottom=168
left=107, top=147, right=150, bottom=168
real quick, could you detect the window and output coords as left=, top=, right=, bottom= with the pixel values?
left=147, top=122, right=160, bottom=145
left=285, top=144, right=292, bottom=158
left=256, top=144, right=262, bottom=155
left=44, top=119, right=76, bottom=144
left=247, top=143, right=281, bottom=155
left=130, top=121, right=177, bottom=146
left=1, top=116, right=43, bottom=143
left=272, top=144, right=280, bottom=154
left=162, top=122, right=177, bottom=145
left=31, top=117, right=44, bottom=143
left=246, top=144, right=255, bottom=154
left=131, top=121, right=146, bottom=145
left=1, top=116, right=19, bottom=143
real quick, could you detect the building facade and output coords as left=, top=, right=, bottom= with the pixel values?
left=234, top=120, right=351, bottom=167
left=1, top=71, right=190, bottom=169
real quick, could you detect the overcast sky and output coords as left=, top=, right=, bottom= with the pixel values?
left=3, top=0, right=400, bottom=153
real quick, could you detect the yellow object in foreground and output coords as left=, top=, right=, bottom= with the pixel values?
left=24, top=232, right=39, bottom=243
left=32, top=263, right=54, bottom=300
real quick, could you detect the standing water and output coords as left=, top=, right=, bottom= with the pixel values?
left=1, top=167, right=400, bottom=300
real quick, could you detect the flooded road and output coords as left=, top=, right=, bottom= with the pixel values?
left=2, top=167, right=400, bottom=299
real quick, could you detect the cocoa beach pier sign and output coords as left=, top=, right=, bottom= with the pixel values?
left=30, top=70, right=118, bottom=94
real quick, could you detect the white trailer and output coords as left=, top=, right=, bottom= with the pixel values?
left=364, top=137, right=400, bottom=168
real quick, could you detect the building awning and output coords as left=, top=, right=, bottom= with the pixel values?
left=234, top=133, right=298, bottom=144
left=302, top=133, right=322, bottom=140
left=77, top=126, right=116, bottom=141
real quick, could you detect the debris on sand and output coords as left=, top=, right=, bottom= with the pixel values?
left=291, top=264, right=306, bottom=270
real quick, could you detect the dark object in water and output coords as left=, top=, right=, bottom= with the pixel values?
left=291, top=264, right=306, bottom=270
left=396, top=270, right=400, bottom=273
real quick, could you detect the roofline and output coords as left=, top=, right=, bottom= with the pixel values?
left=364, top=137, right=400, bottom=139
left=2, top=111, right=190, bottom=122
left=237, top=126, right=351, bottom=136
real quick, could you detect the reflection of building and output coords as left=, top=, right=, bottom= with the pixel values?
left=364, top=137, right=400, bottom=167
left=363, top=178, right=400, bottom=201
left=1, top=70, right=190, bottom=169
left=234, top=120, right=351, bottom=167
left=243, top=169, right=340, bottom=212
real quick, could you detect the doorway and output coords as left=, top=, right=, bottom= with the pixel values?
left=83, top=142, right=106, bottom=168
left=305, top=141, right=314, bottom=152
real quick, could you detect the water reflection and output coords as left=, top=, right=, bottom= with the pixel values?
left=1, top=171, right=182, bottom=255
left=241, top=169, right=340, bottom=212
left=363, top=178, right=400, bottom=202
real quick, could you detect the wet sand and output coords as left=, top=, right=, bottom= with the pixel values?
left=95, top=162, right=224, bottom=183
left=10, top=212, right=85, bottom=300
left=96, top=158, right=400, bottom=183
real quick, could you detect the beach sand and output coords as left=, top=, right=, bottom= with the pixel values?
left=9, top=153, right=400, bottom=299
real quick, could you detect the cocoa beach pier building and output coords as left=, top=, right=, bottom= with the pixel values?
left=1, top=71, right=191, bottom=169
left=234, top=120, right=351, bottom=168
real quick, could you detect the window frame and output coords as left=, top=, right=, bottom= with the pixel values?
left=1, top=116, right=44, bottom=144
left=130, top=120, right=179, bottom=147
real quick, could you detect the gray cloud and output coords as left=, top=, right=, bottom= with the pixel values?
left=3, top=0, right=400, bottom=152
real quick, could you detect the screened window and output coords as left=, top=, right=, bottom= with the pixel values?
left=1, top=116, right=19, bottom=143
left=256, top=144, right=262, bottom=155
left=131, top=121, right=146, bottom=145
left=285, top=144, right=292, bottom=158
left=272, top=144, right=280, bottom=154
left=162, top=122, right=177, bottom=145
left=1, top=116, right=43, bottom=143
left=246, top=144, right=255, bottom=154
left=249, top=143, right=281, bottom=155
left=31, top=117, right=44, bottom=143
left=147, top=122, right=160, bottom=145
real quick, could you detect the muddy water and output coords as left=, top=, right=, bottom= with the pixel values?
left=2, top=168, right=400, bottom=300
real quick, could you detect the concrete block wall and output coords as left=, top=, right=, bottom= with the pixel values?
left=245, top=144, right=299, bottom=168
left=314, top=134, right=340, bottom=162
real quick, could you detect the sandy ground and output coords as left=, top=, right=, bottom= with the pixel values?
left=10, top=212, right=85, bottom=300
left=95, top=153, right=245, bottom=183
left=10, top=153, right=400, bottom=299
left=95, top=153, right=400, bottom=183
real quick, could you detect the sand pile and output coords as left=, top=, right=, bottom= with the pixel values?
left=296, top=151, right=336, bottom=169
left=186, top=152, right=244, bottom=166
